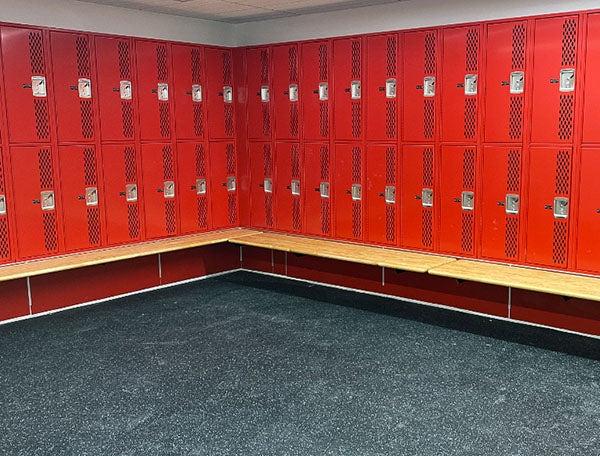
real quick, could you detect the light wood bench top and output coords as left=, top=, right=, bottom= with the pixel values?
left=0, top=228, right=260, bottom=283
left=229, top=232, right=456, bottom=273
left=429, top=260, right=600, bottom=301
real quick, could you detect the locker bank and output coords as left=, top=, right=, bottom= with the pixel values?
left=0, top=1, right=599, bottom=455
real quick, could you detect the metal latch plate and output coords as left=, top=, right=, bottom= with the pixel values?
left=320, top=182, right=330, bottom=198
left=192, top=84, right=202, bottom=102
left=126, top=183, right=138, bottom=202
left=85, top=187, right=98, bottom=206
left=78, top=78, right=92, bottom=98
left=505, top=194, right=520, bottom=214
left=263, top=178, right=272, bottom=194
left=260, top=85, right=270, bottom=102
left=196, top=178, right=206, bottom=195
left=41, top=191, right=55, bottom=211
left=318, top=82, right=329, bottom=101
left=464, top=74, right=478, bottom=95
left=422, top=188, right=434, bottom=207
left=32, top=76, right=47, bottom=97
left=385, top=185, right=396, bottom=204
left=227, top=176, right=236, bottom=192
left=351, top=80, right=361, bottom=100
left=0, top=195, right=6, bottom=215
left=289, top=84, right=298, bottom=102
left=120, top=80, right=132, bottom=100
left=424, top=76, right=435, bottom=97
left=157, top=83, right=169, bottom=101
left=510, top=71, right=525, bottom=94
left=560, top=69, right=575, bottom=92
left=461, top=191, right=475, bottom=210
left=164, top=181, right=175, bottom=198
left=291, top=180, right=300, bottom=196
left=223, top=86, right=233, bottom=104
left=386, top=79, right=397, bottom=98
left=351, top=184, right=362, bottom=201
left=553, top=197, right=569, bottom=219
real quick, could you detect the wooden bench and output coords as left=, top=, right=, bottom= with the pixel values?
left=0, top=228, right=260, bottom=283
left=228, top=232, right=455, bottom=273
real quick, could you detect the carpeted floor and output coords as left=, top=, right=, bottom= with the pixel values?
left=1, top=270, right=599, bottom=456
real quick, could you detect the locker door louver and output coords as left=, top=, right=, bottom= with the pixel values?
left=558, top=19, right=577, bottom=141
left=38, top=148, right=58, bottom=252
left=124, top=146, right=140, bottom=239
left=385, top=146, right=396, bottom=243
left=162, top=145, right=176, bottom=234
left=320, top=145, right=331, bottom=235
left=351, top=41, right=362, bottom=139
left=505, top=149, right=521, bottom=259
left=226, top=144, right=237, bottom=224
left=553, top=149, right=571, bottom=265
left=319, top=45, right=329, bottom=138
left=352, top=146, right=362, bottom=238
left=509, top=24, right=526, bottom=140
left=195, top=144, right=208, bottom=229
left=0, top=158, right=9, bottom=261
left=30, top=31, right=50, bottom=141
left=464, top=28, right=479, bottom=140
left=424, top=32, right=436, bottom=140
left=156, top=45, right=171, bottom=138
left=223, top=53, right=234, bottom=137
left=118, top=41, right=134, bottom=139
left=422, top=147, right=434, bottom=248
left=461, top=148, right=476, bottom=254
left=289, top=46, right=299, bottom=138
left=191, top=48, right=204, bottom=138
left=260, top=50, right=271, bottom=137
left=76, top=36, right=95, bottom=139
left=83, top=147, right=101, bottom=246
left=291, top=144, right=301, bottom=232
left=385, top=36, right=398, bottom=139
left=263, top=144, right=274, bottom=228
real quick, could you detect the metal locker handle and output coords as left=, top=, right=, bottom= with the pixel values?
left=553, top=197, right=569, bottom=219
left=192, top=84, right=202, bottom=102
left=157, top=83, right=169, bottom=101
left=509, top=71, right=525, bottom=94
left=223, top=86, right=233, bottom=104
left=351, top=184, right=362, bottom=201
left=263, top=178, right=272, bottom=194
left=320, top=182, right=330, bottom=198
left=227, top=176, right=236, bottom=192
left=385, top=79, right=397, bottom=99
left=40, top=191, right=55, bottom=211
left=163, top=181, right=175, bottom=199
left=559, top=69, right=576, bottom=92
left=32, top=76, right=47, bottom=98
left=196, top=178, right=207, bottom=195
left=78, top=78, right=92, bottom=99
left=289, top=84, right=299, bottom=102
left=318, top=83, right=329, bottom=101
left=464, top=74, right=478, bottom=96
left=423, top=76, right=436, bottom=97
left=350, top=80, right=361, bottom=100
left=125, top=183, right=138, bottom=202
left=422, top=188, right=434, bottom=207
left=260, top=85, right=270, bottom=102
left=120, top=80, right=132, bottom=100
left=505, top=194, right=520, bottom=215
left=85, top=187, right=98, bottom=207
left=461, top=191, right=475, bottom=211
left=291, top=180, right=301, bottom=196
left=0, top=195, right=6, bottom=215
left=384, top=186, right=396, bottom=204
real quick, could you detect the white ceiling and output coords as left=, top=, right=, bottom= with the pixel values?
left=75, top=0, right=403, bottom=23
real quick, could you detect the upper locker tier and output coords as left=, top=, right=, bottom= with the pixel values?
left=206, top=48, right=235, bottom=140
left=246, top=47, right=272, bottom=140
left=172, top=44, right=206, bottom=141
left=333, top=37, right=363, bottom=141
left=300, top=41, right=331, bottom=141
left=272, top=44, right=300, bottom=141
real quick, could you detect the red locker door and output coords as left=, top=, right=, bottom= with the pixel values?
left=530, top=16, right=578, bottom=144
left=480, top=146, right=522, bottom=262
left=576, top=148, right=600, bottom=273
left=177, top=142, right=209, bottom=234
left=95, top=36, right=136, bottom=142
left=101, top=144, right=142, bottom=245
left=249, top=142, right=274, bottom=229
left=401, top=145, right=436, bottom=251
left=50, top=31, right=96, bottom=143
left=582, top=14, right=600, bottom=143
left=366, top=34, right=399, bottom=141
left=484, top=22, right=527, bottom=143
left=1, top=27, right=52, bottom=143
left=439, top=145, right=477, bottom=256
left=58, top=145, right=102, bottom=252
left=172, top=45, right=205, bottom=140
left=301, top=41, right=330, bottom=141
left=247, top=48, right=272, bottom=140
left=333, top=37, right=363, bottom=141
left=441, top=26, right=481, bottom=143
left=136, top=40, right=172, bottom=141
left=140, top=143, right=177, bottom=239
left=334, top=144, right=363, bottom=241
left=206, top=48, right=235, bottom=140
left=209, top=142, right=238, bottom=228
left=303, top=143, right=331, bottom=237
left=366, top=145, right=397, bottom=245
left=403, top=30, right=437, bottom=143
left=0, top=152, right=12, bottom=263
left=10, top=146, right=60, bottom=259
left=525, top=147, right=572, bottom=268
left=272, top=44, right=300, bottom=140
left=275, top=143, right=302, bottom=233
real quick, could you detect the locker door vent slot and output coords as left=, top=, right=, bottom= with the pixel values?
left=260, top=85, right=270, bottom=102
left=461, top=191, right=475, bottom=211
left=196, top=178, right=206, bottom=195
left=164, top=181, right=175, bottom=199
left=192, top=84, right=202, bottom=102
left=351, top=184, right=362, bottom=201
left=386, top=79, right=397, bottom=98
left=505, top=194, right=520, bottom=214
left=32, top=76, right=47, bottom=97
left=553, top=197, right=569, bottom=219
left=157, top=83, right=169, bottom=101
left=227, top=176, right=236, bottom=192
left=289, top=84, right=298, bottom=102
left=319, top=82, right=329, bottom=101
left=291, top=180, right=300, bottom=196
left=559, top=69, right=575, bottom=92
left=126, top=183, right=138, bottom=202
left=263, top=178, right=272, bottom=194
left=85, top=187, right=98, bottom=206
left=223, top=86, right=233, bottom=104
left=424, top=76, right=436, bottom=97
left=120, top=80, right=132, bottom=100
left=422, top=188, right=434, bottom=207
left=78, top=78, right=92, bottom=98
left=320, top=182, right=330, bottom=198
left=41, top=191, right=55, bottom=211
left=385, top=186, right=396, bottom=204
left=0, top=195, right=6, bottom=215
left=351, top=80, right=361, bottom=100
left=510, top=71, right=525, bottom=94
left=464, top=74, right=478, bottom=95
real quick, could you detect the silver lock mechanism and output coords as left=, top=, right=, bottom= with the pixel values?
left=223, top=86, right=233, bottom=104
left=120, top=80, right=132, bottom=100
left=318, top=82, right=329, bottom=101
left=386, top=79, right=397, bottom=98
left=263, top=178, right=272, bottom=193
left=85, top=187, right=98, bottom=206
left=553, top=197, right=569, bottom=219
left=196, top=178, right=206, bottom=195
left=157, top=83, right=169, bottom=101
left=291, top=180, right=301, bottom=196
left=227, top=176, right=236, bottom=192
left=505, top=194, right=520, bottom=215
left=163, top=180, right=175, bottom=198
left=192, top=84, right=202, bottom=102
left=289, top=84, right=299, bottom=102
left=260, top=85, right=270, bottom=102
left=41, top=191, right=55, bottom=211
left=424, top=76, right=436, bottom=97
left=320, top=181, right=330, bottom=198
left=125, top=183, right=138, bottom=202
left=384, top=185, right=396, bottom=204
left=509, top=71, right=525, bottom=94
left=461, top=191, right=475, bottom=210
left=559, top=69, right=575, bottom=92
left=78, top=78, right=92, bottom=99
left=351, top=80, right=361, bottom=100
left=32, top=76, right=47, bottom=97
left=0, top=195, right=6, bottom=215
left=422, top=188, right=434, bottom=207
left=464, top=74, right=478, bottom=96
left=351, top=184, right=362, bottom=201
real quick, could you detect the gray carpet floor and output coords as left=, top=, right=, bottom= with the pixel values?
left=1, top=271, right=599, bottom=456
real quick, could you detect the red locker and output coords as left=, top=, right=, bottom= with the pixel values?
left=209, top=142, right=238, bottom=228
left=135, top=40, right=172, bottom=141
left=206, top=48, right=235, bottom=140
left=172, top=45, right=205, bottom=140
left=366, top=34, right=399, bottom=141
left=441, top=26, right=481, bottom=143
left=530, top=16, right=578, bottom=144
left=101, top=144, right=142, bottom=245
left=401, top=145, right=436, bottom=251
left=50, top=31, right=96, bottom=143
left=334, top=144, right=363, bottom=241
left=1, top=26, right=52, bottom=143
left=95, top=36, right=135, bottom=142
left=525, top=147, right=572, bottom=268
left=249, top=142, right=274, bottom=229
left=576, top=148, right=600, bottom=273
left=333, top=37, right=363, bottom=141
left=303, top=143, right=331, bottom=237
left=0, top=152, right=12, bottom=263
left=403, top=30, right=438, bottom=143
left=582, top=14, right=600, bottom=143
left=10, top=146, right=60, bottom=259
left=275, top=142, right=302, bottom=233
left=300, top=41, right=330, bottom=141
left=58, top=145, right=102, bottom=252
left=439, top=145, right=477, bottom=256
left=272, top=44, right=300, bottom=140
left=480, top=146, right=522, bottom=262
left=140, top=143, right=177, bottom=239
left=484, top=21, right=527, bottom=143
left=366, top=145, right=397, bottom=245
left=177, top=142, right=209, bottom=234
left=246, top=48, right=271, bottom=140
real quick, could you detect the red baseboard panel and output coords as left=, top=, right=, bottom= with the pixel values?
left=0, top=279, right=29, bottom=321
left=160, top=244, right=240, bottom=284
